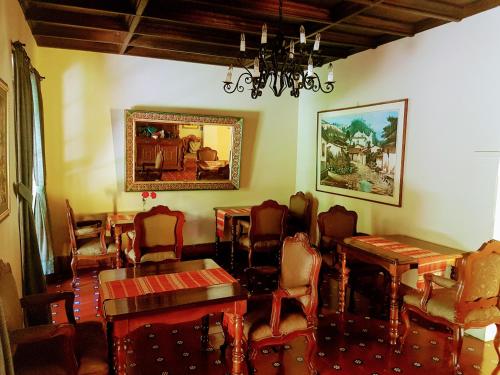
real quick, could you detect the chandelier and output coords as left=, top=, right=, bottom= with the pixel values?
left=222, top=0, right=335, bottom=99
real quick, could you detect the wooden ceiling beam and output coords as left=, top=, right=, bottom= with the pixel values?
left=463, top=0, right=500, bottom=17
left=345, top=14, right=415, bottom=36
left=25, top=5, right=128, bottom=32
left=35, top=35, right=121, bottom=53
left=31, top=22, right=127, bottom=44
left=349, top=0, right=463, bottom=22
left=26, top=0, right=136, bottom=16
left=120, top=0, right=149, bottom=54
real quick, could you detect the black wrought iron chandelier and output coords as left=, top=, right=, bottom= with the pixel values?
left=223, top=0, right=335, bottom=99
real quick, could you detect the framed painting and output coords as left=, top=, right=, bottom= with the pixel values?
left=0, top=79, right=9, bottom=221
left=316, top=99, right=408, bottom=207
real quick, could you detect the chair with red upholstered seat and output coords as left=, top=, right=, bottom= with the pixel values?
left=0, top=260, right=108, bottom=375
left=287, top=191, right=312, bottom=237
left=400, top=240, right=500, bottom=373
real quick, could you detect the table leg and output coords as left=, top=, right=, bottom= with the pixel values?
left=114, top=226, right=123, bottom=268
left=107, top=322, right=115, bottom=375
left=201, top=314, right=209, bottom=350
left=231, top=313, right=244, bottom=375
left=389, top=273, right=400, bottom=345
left=114, top=334, right=126, bottom=375
left=230, top=217, right=238, bottom=272
left=338, top=250, right=349, bottom=314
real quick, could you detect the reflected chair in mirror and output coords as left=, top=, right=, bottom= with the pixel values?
left=400, top=240, right=500, bottom=373
left=287, top=191, right=312, bottom=236
left=66, top=199, right=116, bottom=287
left=223, top=233, right=321, bottom=374
left=127, top=205, right=185, bottom=265
left=136, top=150, right=163, bottom=181
left=0, top=260, right=108, bottom=375
left=182, top=135, right=201, bottom=171
left=238, top=200, right=288, bottom=292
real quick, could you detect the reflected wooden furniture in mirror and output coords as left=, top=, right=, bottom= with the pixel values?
left=125, top=110, right=242, bottom=191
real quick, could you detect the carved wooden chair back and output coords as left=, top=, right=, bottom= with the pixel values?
left=317, top=205, right=358, bottom=245
left=197, top=147, right=218, bottom=161
left=249, top=200, right=288, bottom=244
left=287, top=191, right=311, bottom=235
left=132, top=205, right=185, bottom=264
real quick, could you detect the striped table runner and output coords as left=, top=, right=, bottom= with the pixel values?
left=101, top=267, right=236, bottom=301
left=216, top=207, right=251, bottom=238
left=353, top=236, right=456, bottom=289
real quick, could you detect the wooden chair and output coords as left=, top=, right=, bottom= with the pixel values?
left=287, top=191, right=311, bottom=236
left=400, top=240, right=500, bottom=373
left=238, top=200, right=288, bottom=268
left=0, top=260, right=108, bottom=375
left=223, top=233, right=321, bottom=374
left=66, top=199, right=116, bottom=287
left=126, top=205, right=185, bottom=265
left=138, top=150, right=163, bottom=181
left=197, top=146, right=218, bottom=161
left=317, top=205, right=359, bottom=269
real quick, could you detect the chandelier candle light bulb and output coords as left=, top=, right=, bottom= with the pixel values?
left=289, top=40, right=295, bottom=58
left=314, top=33, right=321, bottom=51
left=300, top=25, right=306, bottom=44
left=253, top=57, right=260, bottom=77
left=261, top=24, right=267, bottom=44
left=307, top=55, right=314, bottom=77
left=240, top=33, right=245, bottom=52
left=225, top=65, right=233, bottom=83
left=327, top=63, right=334, bottom=82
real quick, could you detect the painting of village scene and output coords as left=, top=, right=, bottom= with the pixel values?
left=316, top=99, right=407, bottom=206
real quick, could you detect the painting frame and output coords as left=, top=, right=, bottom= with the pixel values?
left=0, top=79, right=9, bottom=221
left=316, top=99, right=408, bottom=207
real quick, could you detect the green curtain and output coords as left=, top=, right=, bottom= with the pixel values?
left=31, top=71, right=54, bottom=275
left=12, top=42, right=47, bottom=305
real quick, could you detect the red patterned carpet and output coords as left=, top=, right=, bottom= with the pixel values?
left=49, top=267, right=499, bottom=375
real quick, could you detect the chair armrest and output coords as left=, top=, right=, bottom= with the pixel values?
left=429, top=274, right=457, bottom=289
left=10, top=324, right=78, bottom=373
left=76, top=219, right=101, bottom=228
left=21, top=291, right=76, bottom=324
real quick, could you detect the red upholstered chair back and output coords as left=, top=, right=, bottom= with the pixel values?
left=288, top=191, right=311, bottom=235
left=133, top=205, right=185, bottom=261
left=317, top=205, right=357, bottom=244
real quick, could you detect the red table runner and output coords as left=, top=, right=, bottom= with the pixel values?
left=101, top=267, right=236, bottom=301
left=216, top=207, right=251, bottom=237
left=353, top=236, right=456, bottom=289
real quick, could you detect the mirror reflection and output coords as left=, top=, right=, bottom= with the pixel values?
left=125, top=111, right=242, bottom=191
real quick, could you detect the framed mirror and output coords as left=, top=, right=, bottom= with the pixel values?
left=125, top=110, right=243, bottom=191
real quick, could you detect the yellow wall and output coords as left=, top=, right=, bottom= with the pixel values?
left=0, top=0, right=38, bottom=292
left=38, top=49, right=298, bottom=256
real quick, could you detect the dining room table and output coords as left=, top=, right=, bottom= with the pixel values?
left=337, top=234, right=465, bottom=345
left=214, top=206, right=251, bottom=271
left=99, top=258, right=248, bottom=375
left=105, top=211, right=137, bottom=268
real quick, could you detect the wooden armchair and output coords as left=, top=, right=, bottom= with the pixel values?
left=400, top=239, right=500, bottom=373
left=223, top=233, right=321, bottom=374
left=66, top=199, right=116, bottom=287
left=0, top=260, right=108, bottom=375
left=136, top=150, right=163, bottom=181
left=287, top=191, right=311, bottom=236
left=127, top=205, right=185, bottom=265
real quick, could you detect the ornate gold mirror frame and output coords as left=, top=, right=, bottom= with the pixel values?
left=125, top=110, right=243, bottom=191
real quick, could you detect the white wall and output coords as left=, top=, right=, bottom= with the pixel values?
left=37, top=49, right=299, bottom=255
left=0, top=0, right=38, bottom=291
left=297, top=7, right=500, bottom=252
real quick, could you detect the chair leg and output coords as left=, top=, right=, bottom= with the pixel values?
left=247, top=346, right=257, bottom=374
left=399, top=303, right=410, bottom=350
left=305, top=332, right=317, bottom=375
left=70, top=254, right=78, bottom=287
left=451, top=326, right=464, bottom=372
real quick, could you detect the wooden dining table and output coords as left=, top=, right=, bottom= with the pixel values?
left=214, top=206, right=251, bottom=271
left=338, top=235, right=464, bottom=345
left=105, top=212, right=137, bottom=268
left=99, top=258, right=248, bottom=375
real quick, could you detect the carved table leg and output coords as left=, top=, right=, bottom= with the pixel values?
left=201, top=314, right=209, bottom=350
left=389, top=273, right=401, bottom=345
left=338, top=250, right=349, bottom=314
left=231, top=314, right=244, bottom=375
left=230, top=217, right=238, bottom=273
left=114, top=225, right=122, bottom=269
left=114, top=335, right=126, bottom=375
left=107, top=322, right=115, bottom=375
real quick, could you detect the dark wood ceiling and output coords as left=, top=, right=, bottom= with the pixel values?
left=19, top=0, right=500, bottom=67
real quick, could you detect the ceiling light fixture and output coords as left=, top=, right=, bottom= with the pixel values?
left=223, top=0, right=335, bottom=99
